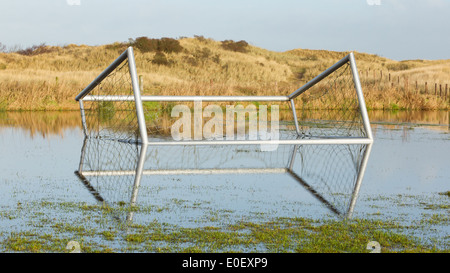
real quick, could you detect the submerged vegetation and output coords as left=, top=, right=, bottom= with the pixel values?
left=0, top=36, right=448, bottom=111
left=0, top=196, right=448, bottom=253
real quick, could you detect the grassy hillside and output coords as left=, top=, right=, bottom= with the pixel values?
left=0, top=36, right=448, bottom=111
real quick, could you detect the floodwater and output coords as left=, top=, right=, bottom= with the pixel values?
left=0, top=110, right=449, bottom=251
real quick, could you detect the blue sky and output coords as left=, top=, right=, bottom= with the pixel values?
left=1, top=0, right=449, bottom=60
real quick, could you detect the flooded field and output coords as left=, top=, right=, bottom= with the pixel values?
left=0, top=110, right=448, bottom=253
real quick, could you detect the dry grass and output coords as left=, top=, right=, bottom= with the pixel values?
left=0, top=37, right=448, bottom=111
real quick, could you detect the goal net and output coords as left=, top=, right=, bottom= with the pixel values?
left=75, top=47, right=373, bottom=146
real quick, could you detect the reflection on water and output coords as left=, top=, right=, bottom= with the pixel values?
left=75, top=135, right=372, bottom=226
left=0, top=110, right=447, bottom=138
left=0, top=111, right=81, bottom=138
left=369, top=110, right=449, bottom=127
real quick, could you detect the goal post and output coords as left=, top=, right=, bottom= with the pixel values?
left=75, top=47, right=148, bottom=144
left=288, top=52, right=373, bottom=141
left=75, top=47, right=373, bottom=146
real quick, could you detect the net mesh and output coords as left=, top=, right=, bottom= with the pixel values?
left=76, top=137, right=143, bottom=225
left=82, top=59, right=140, bottom=142
left=140, top=144, right=368, bottom=216
left=76, top=138, right=370, bottom=223
left=292, top=62, right=367, bottom=139
left=79, top=58, right=367, bottom=143
left=288, top=144, right=369, bottom=215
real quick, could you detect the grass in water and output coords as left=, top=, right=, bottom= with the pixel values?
left=1, top=214, right=445, bottom=253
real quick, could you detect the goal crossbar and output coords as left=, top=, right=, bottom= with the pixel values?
left=81, top=95, right=290, bottom=102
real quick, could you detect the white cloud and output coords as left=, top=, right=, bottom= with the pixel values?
left=66, top=0, right=80, bottom=6
left=366, top=0, right=381, bottom=6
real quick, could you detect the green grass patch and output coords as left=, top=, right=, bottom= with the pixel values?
left=1, top=199, right=448, bottom=253
left=438, top=191, right=450, bottom=198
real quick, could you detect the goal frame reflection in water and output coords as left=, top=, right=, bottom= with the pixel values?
left=74, top=136, right=372, bottom=226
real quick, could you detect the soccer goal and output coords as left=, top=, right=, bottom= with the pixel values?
left=75, top=47, right=373, bottom=146
left=74, top=47, right=374, bottom=221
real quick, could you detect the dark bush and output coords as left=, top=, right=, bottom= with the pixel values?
left=196, top=48, right=220, bottom=64
left=221, top=40, right=249, bottom=53
left=158, top=38, right=183, bottom=53
left=131, top=37, right=183, bottom=54
left=132, top=37, right=159, bottom=53
left=194, top=47, right=212, bottom=59
left=184, top=56, right=199, bottom=67
left=152, top=51, right=169, bottom=66
left=16, top=43, right=56, bottom=56
left=184, top=47, right=221, bottom=67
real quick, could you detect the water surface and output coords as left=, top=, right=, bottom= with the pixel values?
left=0, top=110, right=448, bottom=251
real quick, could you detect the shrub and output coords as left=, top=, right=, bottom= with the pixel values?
left=158, top=38, right=183, bottom=53
left=152, top=51, right=170, bottom=66
left=130, top=37, right=183, bottom=54
left=184, top=48, right=221, bottom=67
left=184, top=56, right=199, bottom=67
left=221, top=40, right=249, bottom=53
left=132, top=37, right=159, bottom=53
left=16, top=43, right=56, bottom=56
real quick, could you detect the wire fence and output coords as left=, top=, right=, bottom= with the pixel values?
left=358, top=69, right=449, bottom=101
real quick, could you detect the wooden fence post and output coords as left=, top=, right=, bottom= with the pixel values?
left=445, top=84, right=448, bottom=100
left=139, top=75, right=144, bottom=92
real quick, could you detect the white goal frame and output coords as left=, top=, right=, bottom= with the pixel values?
left=75, top=46, right=373, bottom=146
